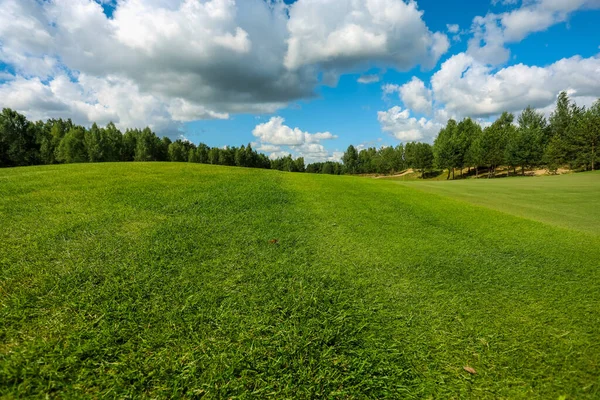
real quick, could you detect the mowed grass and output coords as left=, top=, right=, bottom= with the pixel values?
left=400, top=171, right=600, bottom=235
left=1, top=163, right=599, bottom=399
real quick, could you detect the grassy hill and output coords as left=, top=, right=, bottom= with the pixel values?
left=1, top=163, right=599, bottom=398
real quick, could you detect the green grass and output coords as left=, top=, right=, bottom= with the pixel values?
left=1, top=163, right=599, bottom=399
left=400, top=171, right=600, bottom=235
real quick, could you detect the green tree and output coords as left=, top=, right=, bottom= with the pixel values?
left=294, top=157, right=305, bottom=172
left=85, top=123, right=104, bottom=162
left=543, top=136, right=567, bottom=174
left=121, top=129, right=139, bottom=161
left=196, top=143, right=210, bottom=164
left=482, top=112, right=514, bottom=177
left=434, top=120, right=455, bottom=179
left=412, top=142, right=434, bottom=178
left=57, top=126, right=88, bottom=163
left=168, top=140, right=188, bottom=162
left=235, top=145, right=247, bottom=167
left=135, top=128, right=161, bottom=161
left=103, top=122, right=123, bottom=162
left=342, top=145, right=358, bottom=174
left=505, top=106, right=546, bottom=175
left=208, top=147, right=220, bottom=164
left=572, top=101, right=600, bottom=170
left=0, top=108, right=39, bottom=167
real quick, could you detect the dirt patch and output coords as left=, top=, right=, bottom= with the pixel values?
left=531, top=168, right=571, bottom=176
left=375, top=169, right=414, bottom=179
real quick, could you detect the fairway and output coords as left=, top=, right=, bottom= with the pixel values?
left=1, top=163, right=599, bottom=398
left=400, top=171, right=600, bottom=235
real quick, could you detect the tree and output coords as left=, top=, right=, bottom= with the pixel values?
left=0, top=108, right=39, bottom=167
left=85, top=123, right=104, bottom=162
left=135, top=128, right=161, bottom=161
left=57, top=126, right=87, bottom=163
left=465, top=124, right=484, bottom=177
left=505, top=106, right=546, bottom=175
left=404, top=142, right=417, bottom=169
left=294, top=157, right=305, bottom=172
left=571, top=101, right=600, bottom=170
left=412, top=142, right=434, bottom=178
left=434, top=120, right=455, bottom=179
left=342, top=145, right=358, bottom=174
left=235, top=145, right=247, bottom=167
left=157, top=137, right=172, bottom=162
left=549, top=91, right=571, bottom=141
left=543, top=136, right=567, bottom=174
left=208, top=147, right=220, bottom=164
left=455, top=118, right=478, bottom=177
left=168, top=140, right=188, bottom=162
left=196, top=143, right=210, bottom=164
left=122, top=129, right=139, bottom=161
left=103, top=122, right=123, bottom=162
left=244, top=143, right=256, bottom=168
left=481, top=112, right=514, bottom=177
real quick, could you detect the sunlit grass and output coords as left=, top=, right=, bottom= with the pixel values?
left=1, top=163, right=599, bottom=398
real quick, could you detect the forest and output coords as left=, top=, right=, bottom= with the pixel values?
left=1, top=92, right=598, bottom=177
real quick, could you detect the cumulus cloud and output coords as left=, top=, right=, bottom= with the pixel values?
left=378, top=51, right=600, bottom=141
left=284, top=0, right=449, bottom=72
left=0, top=0, right=448, bottom=135
left=377, top=106, right=443, bottom=142
left=431, top=53, right=600, bottom=118
left=252, top=116, right=340, bottom=162
left=468, top=0, right=600, bottom=64
left=447, top=24, right=460, bottom=34
left=253, top=116, right=337, bottom=146
left=357, top=74, right=381, bottom=84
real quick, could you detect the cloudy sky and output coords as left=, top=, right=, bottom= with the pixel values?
left=1, top=0, right=599, bottom=162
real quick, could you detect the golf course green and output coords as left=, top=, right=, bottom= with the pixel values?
left=1, top=163, right=599, bottom=398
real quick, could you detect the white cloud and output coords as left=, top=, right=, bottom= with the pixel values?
left=284, top=0, right=449, bottom=71
left=399, top=77, right=433, bottom=115
left=0, top=0, right=448, bottom=134
left=252, top=116, right=337, bottom=146
left=357, top=74, right=380, bottom=84
left=382, top=77, right=433, bottom=115
left=252, top=116, right=340, bottom=162
left=377, top=106, right=442, bottom=142
left=0, top=73, right=231, bottom=134
left=252, top=116, right=309, bottom=146
left=447, top=24, right=460, bottom=34
left=268, top=151, right=292, bottom=160
left=431, top=52, right=600, bottom=118
left=257, top=144, right=281, bottom=153
left=468, top=0, right=600, bottom=64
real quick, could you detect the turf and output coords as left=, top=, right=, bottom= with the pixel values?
left=400, top=171, right=600, bottom=235
left=1, top=163, right=599, bottom=399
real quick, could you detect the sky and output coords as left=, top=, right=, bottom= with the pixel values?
left=0, top=0, right=599, bottom=163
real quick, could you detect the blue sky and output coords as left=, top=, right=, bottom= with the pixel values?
left=1, top=0, right=599, bottom=162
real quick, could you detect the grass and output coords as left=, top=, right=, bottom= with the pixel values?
left=1, top=163, right=599, bottom=398
left=400, top=171, right=600, bottom=235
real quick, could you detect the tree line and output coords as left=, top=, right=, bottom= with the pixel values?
left=0, top=108, right=309, bottom=172
left=1, top=91, right=598, bottom=177
left=340, top=92, right=599, bottom=178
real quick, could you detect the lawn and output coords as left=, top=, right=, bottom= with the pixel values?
left=1, top=163, right=599, bottom=398
left=400, top=171, right=600, bottom=235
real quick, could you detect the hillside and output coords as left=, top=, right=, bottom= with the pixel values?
left=1, top=163, right=599, bottom=398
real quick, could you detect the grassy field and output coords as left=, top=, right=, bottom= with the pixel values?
left=1, top=163, right=599, bottom=398
left=401, top=171, right=600, bottom=235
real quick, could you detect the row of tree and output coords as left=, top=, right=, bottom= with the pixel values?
left=341, top=142, right=434, bottom=176
left=0, top=108, right=305, bottom=172
left=2, top=92, right=597, bottom=177
left=338, top=92, right=599, bottom=178
left=434, top=93, right=599, bottom=178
